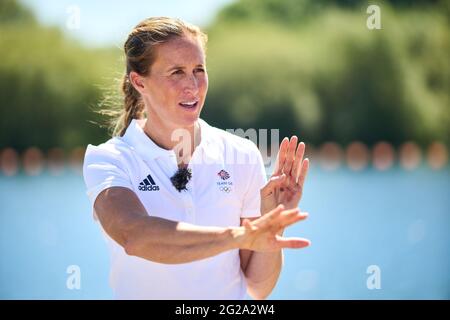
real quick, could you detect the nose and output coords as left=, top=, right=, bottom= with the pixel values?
left=183, top=74, right=199, bottom=96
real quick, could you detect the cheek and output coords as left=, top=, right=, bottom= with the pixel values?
left=168, top=82, right=183, bottom=96
left=155, top=80, right=180, bottom=101
left=199, top=76, right=209, bottom=94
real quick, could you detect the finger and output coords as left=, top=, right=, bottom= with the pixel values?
left=291, top=142, right=305, bottom=178
left=274, top=207, right=300, bottom=227
left=279, top=211, right=308, bottom=228
left=283, top=136, right=298, bottom=176
left=274, top=138, right=289, bottom=176
left=259, top=204, right=284, bottom=228
left=286, top=173, right=298, bottom=192
left=280, top=207, right=301, bottom=217
left=267, top=204, right=284, bottom=220
left=275, top=236, right=311, bottom=249
left=260, top=174, right=287, bottom=197
left=297, top=158, right=309, bottom=187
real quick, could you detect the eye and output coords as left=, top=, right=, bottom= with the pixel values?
left=195, top=67, right=205, bottom=73
left=172, top=69, right=184, bottom=75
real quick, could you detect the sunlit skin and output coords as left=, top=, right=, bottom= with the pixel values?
left=239, top=137, right=310, bottom=299
left=260, top=136, right=310, bottom=214
left=127, top=32, right=311, bottom=300
left=129, top=34, right=208, bottom=164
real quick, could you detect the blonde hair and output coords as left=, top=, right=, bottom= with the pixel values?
left=101, top=17, right=208, bottom=137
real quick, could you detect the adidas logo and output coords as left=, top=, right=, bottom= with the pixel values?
left=138, top=174, right=160, bottom=191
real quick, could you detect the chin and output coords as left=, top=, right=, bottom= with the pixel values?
left=179, top=108, right=202, bottom=125
left=181, top=114, right=200, bottom=126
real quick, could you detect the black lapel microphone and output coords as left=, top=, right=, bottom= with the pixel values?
left=170, top=167, right=192, bottom=192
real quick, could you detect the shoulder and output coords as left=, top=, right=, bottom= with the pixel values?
left=83, top=136, right=133, bottom=168
left=203, top=120, right=261, bottom=159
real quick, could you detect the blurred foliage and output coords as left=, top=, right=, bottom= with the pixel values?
left=0, top=0, right=448, bottom=150
left=0, top=0, right=120, bottom=151
left=204, top=0, right=449, bottom=146
left=0, top=0, right=36, bottom=25
left=215, top=0, right=449, bottom=26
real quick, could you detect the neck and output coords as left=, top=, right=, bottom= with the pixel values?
left=142, top=117, right=201, bottom=167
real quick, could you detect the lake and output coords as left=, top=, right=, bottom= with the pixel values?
left=0, top=166, right=449, bottom=299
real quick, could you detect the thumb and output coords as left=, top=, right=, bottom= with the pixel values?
left=260, top=174, right=286, bottom=197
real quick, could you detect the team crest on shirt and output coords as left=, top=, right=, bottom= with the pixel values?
left=217, top=169, right=230, bottom=180
left=217, top=169, right=232, bottom=193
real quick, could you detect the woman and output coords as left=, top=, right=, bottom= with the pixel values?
left=83, top=17, right=310, bottom=300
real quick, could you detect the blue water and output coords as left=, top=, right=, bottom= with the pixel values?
left=0, top=166, right=449, bottom=299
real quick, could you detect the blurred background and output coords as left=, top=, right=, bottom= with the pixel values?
left=0, top=0, right=449, bottom=299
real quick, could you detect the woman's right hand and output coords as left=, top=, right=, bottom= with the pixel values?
left=235, top=205, right=310, bottom=252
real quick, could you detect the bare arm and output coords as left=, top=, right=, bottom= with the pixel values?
left=94, top=187, right=307, bottom=265
left=95, top=187, right=238, bottom=264
left=240, top=217, right=301, bottom=300
left=239, top=217, right=281, bottom=300
left=240, top=136, right=311, bottom=299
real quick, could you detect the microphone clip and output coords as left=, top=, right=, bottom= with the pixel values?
left=170, top=167, right=192, bottom=192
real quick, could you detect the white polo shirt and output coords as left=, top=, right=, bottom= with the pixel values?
left=83, top=118, right=267, bottom=299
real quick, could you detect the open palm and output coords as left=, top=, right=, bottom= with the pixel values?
left=260, top=136, right=309, bottom=214
left=240, top=205, right=310, bottom=252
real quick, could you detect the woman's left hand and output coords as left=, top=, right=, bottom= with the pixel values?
left=260, top=136, right=309, bottom=215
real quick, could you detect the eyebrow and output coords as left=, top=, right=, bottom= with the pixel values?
left=167, top=64, right=205, bottom=72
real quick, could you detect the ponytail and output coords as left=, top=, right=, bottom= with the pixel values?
left=114, top=74, right=145, bottom=137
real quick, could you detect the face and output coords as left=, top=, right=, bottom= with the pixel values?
left=131, top=35, right=208, bottom=129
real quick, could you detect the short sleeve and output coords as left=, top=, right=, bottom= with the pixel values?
left=82, top=144, right=134, bottom=219
left=240, top=144, right=268, bottom=218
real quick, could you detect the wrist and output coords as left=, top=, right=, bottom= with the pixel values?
left=227, top=226, right=248, bottom=250
left=260, top=202, right=275, bottom=215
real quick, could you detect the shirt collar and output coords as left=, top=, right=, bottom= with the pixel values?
left=121, top=118, right=216, bottom=163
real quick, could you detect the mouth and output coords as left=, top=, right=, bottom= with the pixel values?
left=178, top=99, right=199, bottom=110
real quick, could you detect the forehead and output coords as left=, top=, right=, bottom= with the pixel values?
left=153, top=35, right=205, bottom=68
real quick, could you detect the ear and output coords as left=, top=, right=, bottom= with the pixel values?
left=129, top=71, right=146, bottom=94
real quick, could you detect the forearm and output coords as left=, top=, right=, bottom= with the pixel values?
left=124, top=216, right=242, bottom=264
left=244, top=250, right=283, bottom=300
left=241, top=208, right=285, bottom=299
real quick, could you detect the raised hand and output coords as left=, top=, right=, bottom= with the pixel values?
left=260, top=136, right=309, bottom=214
